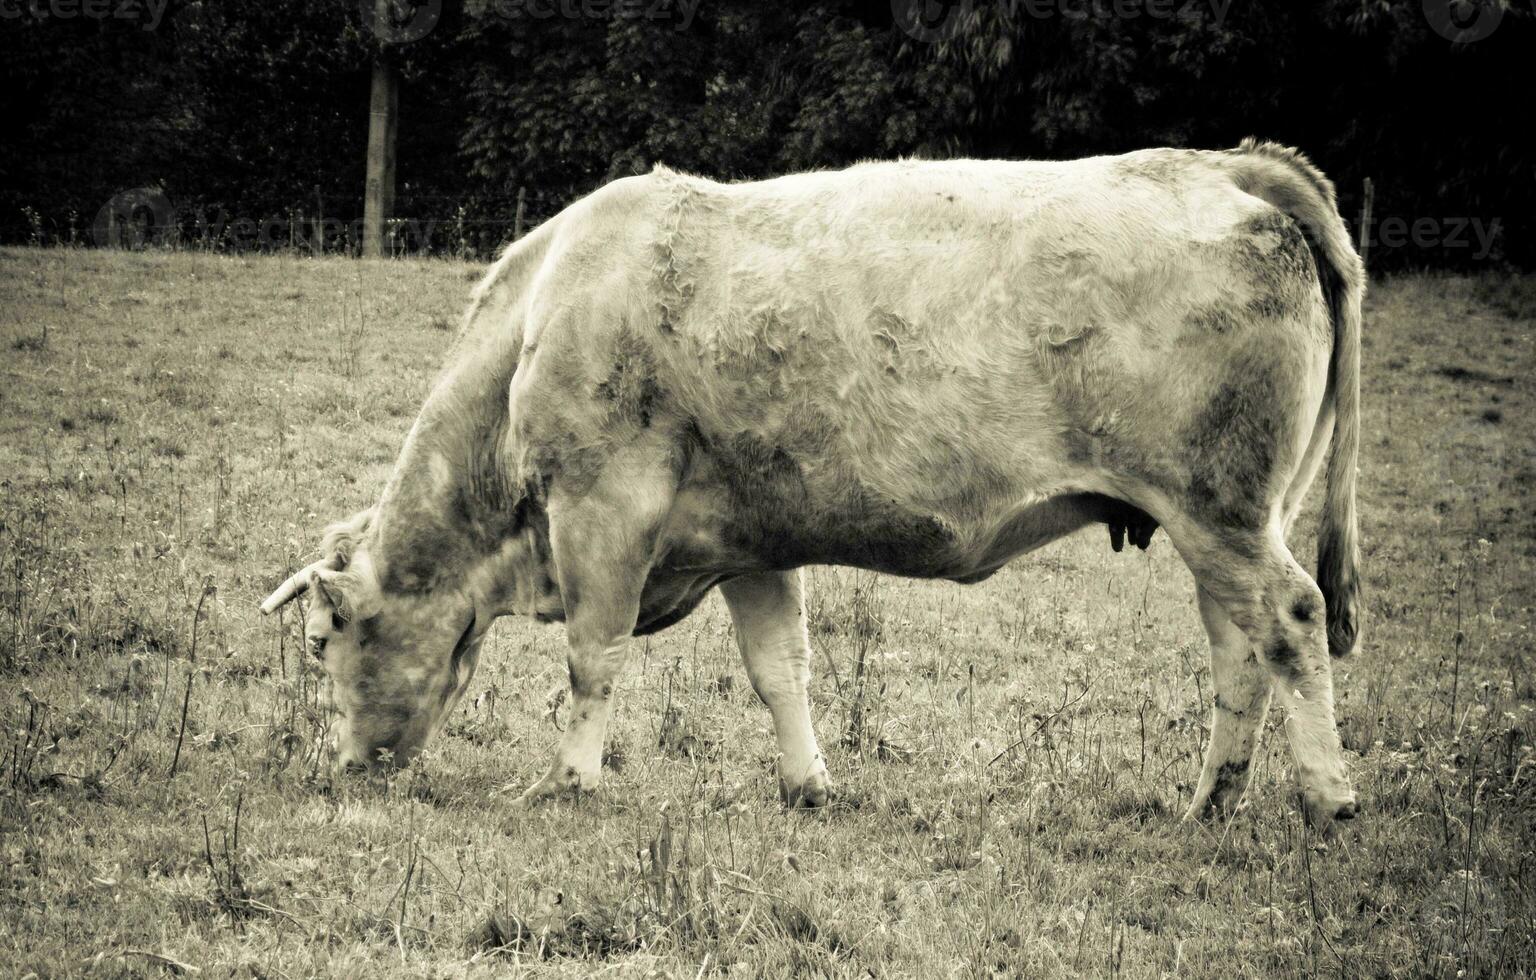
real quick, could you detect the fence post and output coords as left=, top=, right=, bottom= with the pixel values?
left=362, top=0, right=399, bottom=258
left=313, top=184, right=325, bottom=255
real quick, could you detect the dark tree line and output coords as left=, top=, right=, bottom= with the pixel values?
left=2, top=0, right=1528, bottom=269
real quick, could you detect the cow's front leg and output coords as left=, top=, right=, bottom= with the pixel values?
left=1184, top=587, right=1273, bottom=822
left=514, top=459, right=672, bottom=806
left=515, top=632, right=630, bottom=805
left=720, top=570, right=831, bottom=808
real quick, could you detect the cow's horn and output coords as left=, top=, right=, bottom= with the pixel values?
left=259, top=561, right=325, bottom=615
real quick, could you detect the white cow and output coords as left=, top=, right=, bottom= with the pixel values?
left=262, top=139, right=1363, bottom=825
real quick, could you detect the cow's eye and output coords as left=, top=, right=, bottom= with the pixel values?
left=308, top=635, right=328, bottom=659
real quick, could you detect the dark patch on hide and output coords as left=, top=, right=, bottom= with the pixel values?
left=1242, top=209, right=1295, bottom=241
left=1185, top=306, right=1242, bottom=334
left=355, top=615, right=381, bottom=647
left=379, top=485, right=503, bottom=597
left=1184, top=377, right=1280, bottom=529
left=1245, top=293, right=1290, bottom=320
left=708, top=431, right=958, bottom=575
left=1061, top=427, right=1099, bottom=468
left=1237, top=209, right=1318, bottom=324
left=1265, top=637, right=1299, bottom=669
left=349, top=645, right=385, bottom=691
left=379, top=502, right=469, bottom=595
left=1291, top=597, right=1316, bottom=623
left=594, top=329, right=665, bottom=429
left=354, top=701, right=413, bottom=746
left=1205, top=758, right=1251, bottom=813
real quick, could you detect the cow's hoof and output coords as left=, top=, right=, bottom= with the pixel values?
left=780, top=770, right=832, bottom=810
left=1300, top=789, right=1359, bottom=830
left=511, top=765, right=594, bottom=808
left=1182, top=788, right=1244, bottom=825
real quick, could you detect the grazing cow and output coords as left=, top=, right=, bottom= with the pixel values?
left=261, top=139, right=1363, bottom=825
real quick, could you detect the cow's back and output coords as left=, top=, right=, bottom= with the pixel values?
left=510, top=150, right=1328, bottom=578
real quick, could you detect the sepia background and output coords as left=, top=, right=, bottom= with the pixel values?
left=2, top=1, right=1533, bottom=976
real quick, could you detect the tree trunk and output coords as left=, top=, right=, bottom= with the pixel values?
left=362, top=9, right=398, bottom=259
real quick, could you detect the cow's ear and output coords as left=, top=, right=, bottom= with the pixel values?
left=310, top=568, right=346, bottom=620
left=311, top=567, right=381, bottom=624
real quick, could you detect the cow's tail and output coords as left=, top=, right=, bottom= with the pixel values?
left=1227, top=139, right=1363, bottom=658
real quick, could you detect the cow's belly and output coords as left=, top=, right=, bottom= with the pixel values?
left=633, top=571, right=726, bottom=635
left=637, top=488, right=1147, bottom=634
left=655, top=474, right=1125, bottom=584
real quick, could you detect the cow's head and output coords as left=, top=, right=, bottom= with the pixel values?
left=259, top=507, right=556, bottom=773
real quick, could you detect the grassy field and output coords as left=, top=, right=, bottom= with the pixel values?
left=1, top=246, right=1533, bottom=978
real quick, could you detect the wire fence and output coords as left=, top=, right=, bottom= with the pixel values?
left=29, top=187, right=576, bottom=260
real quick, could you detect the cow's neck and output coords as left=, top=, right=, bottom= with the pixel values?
left=368, top=334, right=532, bottom=602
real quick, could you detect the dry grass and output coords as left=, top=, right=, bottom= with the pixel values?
left=1, top=246, right=1533, bottom=977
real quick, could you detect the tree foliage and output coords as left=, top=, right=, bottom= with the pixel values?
left=2, top=0, right=1528, bottom=267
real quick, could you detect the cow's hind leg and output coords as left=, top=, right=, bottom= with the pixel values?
left=720, top=571, right=831, bottom=808
left=1184, top=351, right=1339, bottom=823
left=1165, top=519, right=1356, bottom=826
left=1184, top=586, right=1273, bottom=821
left=513, top=458, right=673, bottom=806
